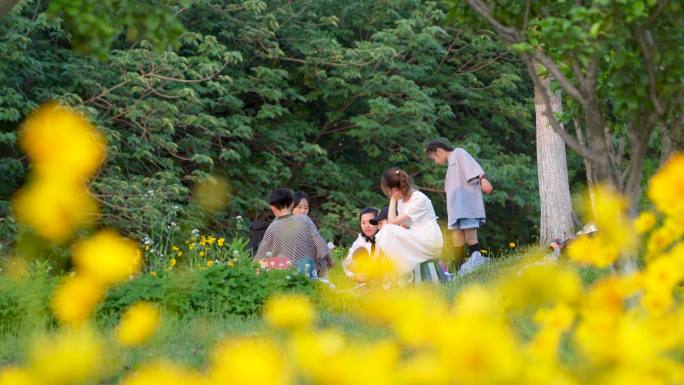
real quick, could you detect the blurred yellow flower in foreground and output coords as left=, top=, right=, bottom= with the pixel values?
left=633, top=211, right=657, bottom=234
left=194, top=176, right=230, bottom=212
left=0, top=367, right=35, bottom=385
left=50, top=275, right=104, bottom=326
left=509, top=242, right=516, bottom=248
left=12, top=179, right=98, bottom=242
left=11, top=102, right=106, bottom=242
left=28, top=327, right=103, bottom=385
left=264, top=294, right=315, bottom=330
left=121, top=361, right=204, bottom=385
left=18, top=102, right=106, bottom=179
left=72, top=229, right=140, bottom=285
left=116, top=302, right=161, bottom=346
left=648, top=153, right=684, bottom=218
left=210, top=337, right=290, bottom=385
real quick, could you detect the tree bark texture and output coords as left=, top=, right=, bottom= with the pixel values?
left=535, top=76, right=575, bottom=245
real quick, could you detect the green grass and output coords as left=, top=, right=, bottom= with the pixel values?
left=0, top=253, right=610, bottom=371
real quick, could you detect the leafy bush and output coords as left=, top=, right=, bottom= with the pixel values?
left=98, top=260, right=313, bottom=320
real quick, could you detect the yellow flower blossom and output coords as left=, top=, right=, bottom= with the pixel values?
left=566, top=235, right=619, bottom=268
left=18, top=102, right=106, bottom=179
left=120, top=361, right=203, bottom=385
left=170, top=258, right=177, bottom=267
left=200, top=235, right=207, bottom=246
left=633, top=211, right=657, bottom=234
left=199, top=251, right=205, bottom=257
left=12, top=179, right=98, bottom=242
left=194, top=176, right=230, bottom=213
left=207, top=236, right=216, bottom=245
left=207, top=260, right=214, bottom=267
left=0, top=367, right=35, bottom=385
left=210, top=337, right=290, bottom=385
left=648, top=153, right=684, bottom=218
left=218, top=238, right=225, bottom=247
left=150, top=271, right=157, bottom=277
left=264, top=294, right=315, bottom=330
left=509, top=242, right=516, bottom=248
left=28, top=327, right=103, bottom=385
left=171, top=245, right=180, bottom=252
left=72, top=229, right=140, bottom=285
left=50, top=275, right=104, bottom=325
left=116, top=302, right=161, bottom=346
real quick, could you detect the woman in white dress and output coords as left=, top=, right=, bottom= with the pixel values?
left=375, top=168, right=444, bottom=276
left=342, top=207, right=379, bottom=282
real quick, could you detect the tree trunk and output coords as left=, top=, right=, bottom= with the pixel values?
left=0, top=0, right=19, bottom=19
left=535, top=77, right=575, bottom=245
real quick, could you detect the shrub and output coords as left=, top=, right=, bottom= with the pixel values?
left=98, top=260, right=313, bottom=320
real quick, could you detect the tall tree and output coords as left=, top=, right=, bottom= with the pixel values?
left=535, top=75, right=574, bottom=244
left=453, top=0, right=684, bottom=212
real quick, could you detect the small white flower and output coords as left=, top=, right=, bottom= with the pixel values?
left=232, top=250, right=239, bottom=257
left=191, top=229, right=200, bottom=236
left=235, top=215, right=243, bottom=221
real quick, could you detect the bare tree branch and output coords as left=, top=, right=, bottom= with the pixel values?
left=635, top=27, right=665, bottom=115
left=464, top=0, right=587, bottom=106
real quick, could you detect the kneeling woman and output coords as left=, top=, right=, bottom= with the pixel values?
left=375, top=168, right=443, bottom=277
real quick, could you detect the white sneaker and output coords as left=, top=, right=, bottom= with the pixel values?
left=457, top=251, right=490, bottom=277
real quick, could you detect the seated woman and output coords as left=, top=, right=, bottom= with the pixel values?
left=375, top=168, right=444, bottom=277
left=255, top=188, right=333, bottom=277
left=342, top=207, right=379, bottom=282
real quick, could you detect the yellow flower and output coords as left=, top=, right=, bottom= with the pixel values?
left=498, top=263, right=582, bottom=310
left=509, top=242, right=516, bottom=248
left=194, top=176, right=230, bottom=213
left=199, top=251, right=205, bottom=257
left=171, top=245, right=180, bottom=252
left=206, top=260, right=214, bottom=267
left=177, top=251, right=183, bottom=257
left=207, top=236, right=216, bottom=245
left=566, top=235, right=619, bottom=268
left=0, top=367, right=35, bottom=385
left=218, top=238, right=225, bottom=247
left=150, top=271, right=157, bottom=277
left=116, top=302, right=161, bottom=346
left=50, top=275, right=104, bottom=326
left=200, top=235, right=207, bottom=246
left=210, top=337, right=290, bottom=385
left=120, top=361, right=203, bottom=385
left=28, top=327, right=103, bottom=385
left=480, top=249, right=488, bottom=254
left=633, top=211, right=657, bottom=234
left=12, top=179, right=99, bottom=242
left=648, top=153, right=684, bottom=218
left=18, top=102, right=106, bottom=179
left=264, top=294, right=315, bottom=330
left=188, top=243, right=196, bottom=250
left=170, top=258, right=177, bottom=267
left=72, top=229, right=140, bottom=285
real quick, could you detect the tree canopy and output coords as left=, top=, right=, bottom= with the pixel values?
left=1, top=0, right=549, bottom=249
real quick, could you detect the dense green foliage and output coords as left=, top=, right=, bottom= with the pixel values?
left=0, top=259, right=312, bottom=330
left=451, top=0, right=684, bottom=209
left=0, top=0, right=542, bottom=251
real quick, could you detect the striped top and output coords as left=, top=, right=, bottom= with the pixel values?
left=255, top=214, right=331, bottom=269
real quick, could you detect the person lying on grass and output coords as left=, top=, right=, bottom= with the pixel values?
left=255, top=188, right=333, bottom=278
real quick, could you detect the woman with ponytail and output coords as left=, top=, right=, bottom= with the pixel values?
left=374, top=168, right=444, bottom=277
